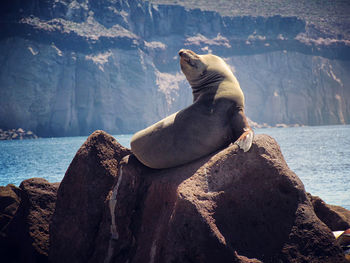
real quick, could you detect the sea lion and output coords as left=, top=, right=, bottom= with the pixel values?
left=130, top=49, right=253, bottom=169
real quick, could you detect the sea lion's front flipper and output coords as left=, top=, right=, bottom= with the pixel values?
left=230, top=109, right=254, bottom=152
left=234, top=128, right=254, bottom=152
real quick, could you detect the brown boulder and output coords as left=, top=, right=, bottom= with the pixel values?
left=49, top=132, right=347, bottom=263
left=0, top=184, right=21, bottom=233
left=119, top=135, right=345, bottom=263
left=0, top=184, right=22, bottom=263
left=309, top=194, right=350, bottom=231
left=49, top=130, right=132, bottom=263
left=0, top=178, right=59, bottom=263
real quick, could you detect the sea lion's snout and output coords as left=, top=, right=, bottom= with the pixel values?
left=179, top=49, right=199, bottom=67
left=178, top=49, right=197, bottom=60
left=179, top=49, right=190, bottom=62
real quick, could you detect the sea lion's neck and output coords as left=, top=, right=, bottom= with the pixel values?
left=191, top=72, right=235, bottom=102
left=191, top=72, right=224, bottom=90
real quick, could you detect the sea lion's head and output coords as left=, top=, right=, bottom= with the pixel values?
left=179, top=49, right=207, bottom=84
left=179, top=49, right=233, bottom=88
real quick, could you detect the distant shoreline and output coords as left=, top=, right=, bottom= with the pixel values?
left=0, top=128, right=39, bottom=140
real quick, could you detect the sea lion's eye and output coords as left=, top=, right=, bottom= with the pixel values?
left=188, top=60, right=196, bottom=67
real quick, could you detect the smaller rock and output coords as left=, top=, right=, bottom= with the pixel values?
left=276, top=123, right=288, bottom=128
left=308, top=194, right=350, bottom=231
left=0, top=128, right=39, bottom=140
left=334, top=229, right=350, bottom=262
left=0, top=178, right=59, bottom=263
left=0, top=184, right=21, bottom=233
left=336, top=229, right=350, bottom=247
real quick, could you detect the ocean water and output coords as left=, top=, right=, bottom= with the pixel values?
left=0, top=126, right=349, bottom=209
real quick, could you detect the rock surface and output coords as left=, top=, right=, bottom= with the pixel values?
left=0, top=178, right=59, bottom=263
left=49, top=130, right=132, bottom=262
left=309, top=193, right=350, bottom=231
left=1, top=130, right=350, bottom=262
left=0, top=128, right=39, bottom=140
left=49, top=131, right=347, bottom=263
left=0, top=184, right=21, bottom=234
left=0, top=0, right=349, bottom=137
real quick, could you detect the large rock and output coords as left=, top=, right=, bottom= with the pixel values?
left=0, top=178, right=59, bottom=263
left=49, top=131, right=347, bottom=263
left=49, top=130, right=132, bottom=263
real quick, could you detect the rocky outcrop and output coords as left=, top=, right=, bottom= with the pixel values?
left=0, top=0, right=349, bottom=137
left=0, top=178, right=59, bottom=263
left=49, top=130, right=132, bottom=262
left=0, top=184, right=21, bottom=234
left=309, top=194, right=350, bottom=231
left=1, top=130, right=350, bottom=262
left=0, top=128, right=38, bottom=140
left=49, top=130, right=347, bottom=263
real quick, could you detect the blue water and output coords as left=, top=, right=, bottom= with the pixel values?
left=0, top=126, right=349, bottom=209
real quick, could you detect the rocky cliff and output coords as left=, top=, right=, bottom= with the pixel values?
left=2, top=131, right=350, bottom=262
left=1, top=0, right=349, bottom=136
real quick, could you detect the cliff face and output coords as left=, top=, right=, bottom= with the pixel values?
left=0, top=0, right=349, bottom=136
